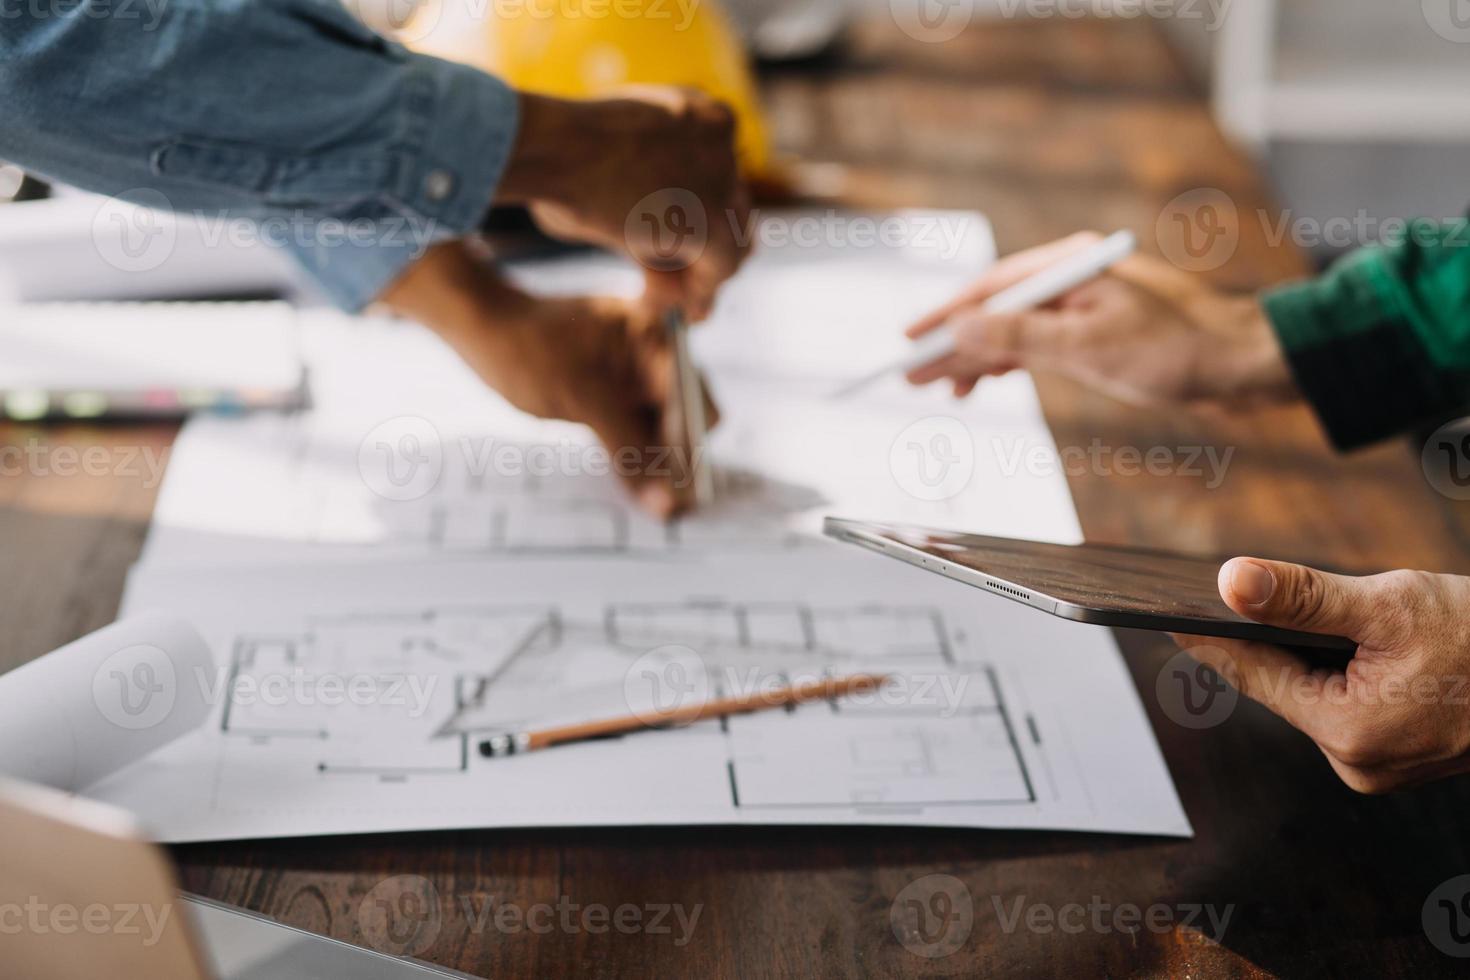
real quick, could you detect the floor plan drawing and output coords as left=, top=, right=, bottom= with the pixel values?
left=104, top=220, right=1183, bottom=844
left=212, top=601, right=1032, bottom=812
left=139, top=290, right=1083, bottom=570
left=220, top=608, right=551, bottom=778
left=149, top=411, right=820, bottom=563
left=101, top=553, right=1191, bottom=842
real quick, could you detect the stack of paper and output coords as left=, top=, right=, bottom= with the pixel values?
left=0, top=302, right=305, bottom=420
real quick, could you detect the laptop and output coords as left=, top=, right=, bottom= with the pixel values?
left=0, top=777, right=476, bottom=980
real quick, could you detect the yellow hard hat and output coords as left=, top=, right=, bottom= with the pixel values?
left=405, top=0, right=773, bottom=179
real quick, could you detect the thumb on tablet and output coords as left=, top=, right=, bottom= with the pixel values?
left=1217, top=558, right=1378, bottom=645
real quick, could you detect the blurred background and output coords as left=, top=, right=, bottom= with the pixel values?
left=5, top=0, right=1468, bottom=299
left=1161, top=0, right=1470, bottom=262
left=351, top=0, right=1470, bottom=269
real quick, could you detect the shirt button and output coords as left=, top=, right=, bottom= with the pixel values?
left=424, top=169, right=455, bottom=202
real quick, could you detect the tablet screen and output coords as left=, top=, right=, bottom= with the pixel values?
left=824, top=519, right=1356, bottom=651
left=869, top=524, right=1239, bottom=622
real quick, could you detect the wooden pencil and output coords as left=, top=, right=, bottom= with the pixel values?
left=478, top=672, right=889, bottom=758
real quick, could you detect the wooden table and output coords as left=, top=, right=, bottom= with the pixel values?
left=5, top=16, right=1469, bottom=979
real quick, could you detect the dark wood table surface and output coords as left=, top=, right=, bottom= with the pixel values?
left=5, top=16, right=1470, bottom=979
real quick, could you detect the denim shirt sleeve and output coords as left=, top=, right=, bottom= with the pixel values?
left=0, top=0, right=519, bottom=310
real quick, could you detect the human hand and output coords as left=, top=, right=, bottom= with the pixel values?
left=904, top=232, right=1297, bottom=409
left=1174, top=558, right=1470, bottom=793
left=496, top=89, right=751, bottom=321
left=380, top=244, right=718, bottom=519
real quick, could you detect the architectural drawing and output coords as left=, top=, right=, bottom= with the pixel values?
left=214, top=601, right=1035, bottom=811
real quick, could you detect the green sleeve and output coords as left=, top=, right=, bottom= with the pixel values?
left=1262, top=218, right=1470, bottom=450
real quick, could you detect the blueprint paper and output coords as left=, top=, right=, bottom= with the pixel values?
left=137, top=356, right=1080, bottom=566
left=104, top=551, right=1191, bottom=842
left=0, top=614, right=214, bottom=792
left=137, top=209, right=1081, bottom=568
left=104, top=210, right=1186, bottom=844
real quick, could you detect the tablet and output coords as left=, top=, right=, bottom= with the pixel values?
left=823, top=518, right=1355, bottom=652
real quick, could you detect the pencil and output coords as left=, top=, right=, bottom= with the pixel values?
left=666, top=308, right=715, bottom=508
left=478, top=672, right=889, bottom=758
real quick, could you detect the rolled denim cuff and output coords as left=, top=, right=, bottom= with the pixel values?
left=289, top=54, right=520, bottom=311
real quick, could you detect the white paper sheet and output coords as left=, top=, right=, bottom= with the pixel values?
left=104, top=551, right=1190, bottom=842
left=0, top=192, right=303, bottom=303
left=107, top=210, right=1184, bottom=844
left=0, top=614, right=214, bottom=792
left=0, top=300, right=305, bottom=423
left=137, top=209, right=1081, bottom=567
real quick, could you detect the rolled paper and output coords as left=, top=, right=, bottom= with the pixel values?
left=0, top=613, right=214, bottom=792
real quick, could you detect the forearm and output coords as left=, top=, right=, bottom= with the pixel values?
left=378, top=242, right=539, bottom=389
left=381, top=242, right=526, bottom=338
left=1262, top=218, right=1470, bottom=449
left=0, top=0, right=519, bottom=310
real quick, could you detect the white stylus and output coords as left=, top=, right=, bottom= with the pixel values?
left=834, top=230, right=1137, bottom=398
